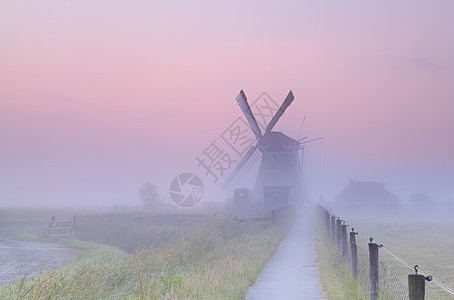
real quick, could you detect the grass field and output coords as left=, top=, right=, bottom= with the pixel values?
left=73, top=213, right=214, bottom=253
left=0, top=208, right=292, bottom=299
left=352, top=219, right=454, bottom=300
left=316, top=206, right=454, bottom=300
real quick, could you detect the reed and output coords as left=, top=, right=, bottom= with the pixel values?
left=1, top=213, right=291, bottom=299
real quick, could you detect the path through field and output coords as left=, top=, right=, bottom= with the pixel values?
left=0, top=223, right=76, bottom=286
left=247, top=210, right=325, bottom=300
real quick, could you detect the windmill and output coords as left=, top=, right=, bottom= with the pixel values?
left=224, top=90, right=320, bottom=212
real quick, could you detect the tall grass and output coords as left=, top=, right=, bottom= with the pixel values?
left=314, top=216, right=364, bottom=300
left=1, top=214, right=291, bottom=299
left=73, top=213, right=210, bottom=253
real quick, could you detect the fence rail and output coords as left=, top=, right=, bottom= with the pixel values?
left=233, top=206, right=296, bottom=226
left=233, top=212, right=274, bottom=226
left=46, top=216, right=76, bottom=238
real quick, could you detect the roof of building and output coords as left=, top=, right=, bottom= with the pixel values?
left=335, top=179, right=395, bottom=204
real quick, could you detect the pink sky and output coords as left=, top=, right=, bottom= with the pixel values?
left=1, top=1, right=453, bottom=206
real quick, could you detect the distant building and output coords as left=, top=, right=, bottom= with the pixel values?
left=335, top=179, right=398, bottom=209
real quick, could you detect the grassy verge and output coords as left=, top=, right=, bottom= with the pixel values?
left=1, top=213, right=291, bottom=299
left=73, top=213, right=212, bottom=253
left=314, top=218, right=364, bottom=300
left=10, top=224, right=49, bottom=242
left=318, top=206, right=454, bottom=300
left=350, top=220, right=454, bottom=300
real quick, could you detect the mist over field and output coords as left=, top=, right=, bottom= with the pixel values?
left=1, top=1, right=453, bottom=213
left=1, top=4, right=454, bottom=300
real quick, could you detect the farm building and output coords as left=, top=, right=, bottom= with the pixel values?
left=335, top=179, right=398, bottom=209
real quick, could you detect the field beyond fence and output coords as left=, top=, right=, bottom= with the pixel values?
left=316, top=205, right=454, bottom=300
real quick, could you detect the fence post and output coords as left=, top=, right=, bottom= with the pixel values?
left=271, top=210, right=276, bottom=225
left=336, top=218, right=342, bottom=247
left=49, top=216, right=55, bottom=228
left=369, top=242, right=379, bottom=300
left=408, top=274, right=425, bottom=300
left=330, top=215, right=336, bottom=242
left=71, top=215, right=76, bottom=238
left=341, top=223, right=348, bottom=259
left=350, top=228, right=358, bottom=278
left=325, top=210, right=330, bottom=234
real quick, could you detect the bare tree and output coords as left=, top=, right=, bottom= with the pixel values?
left=139, top=182, right=159, bottom=209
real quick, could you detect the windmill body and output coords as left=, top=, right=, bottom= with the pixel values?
left=224, top=90, right=309, bottom=214
left=255, top=131, right=306, bottom=210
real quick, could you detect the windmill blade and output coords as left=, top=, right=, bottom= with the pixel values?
left=300, top=136, right=324, bottom=146
left=265, top=90, right=295, bottom=133
left=222, top=144, right=260, bottom=189
left=298, top=136, right=308, bottom=142
left=235, top=90, right=262, bottom=139
left=296, top=116, right=306, bottom=140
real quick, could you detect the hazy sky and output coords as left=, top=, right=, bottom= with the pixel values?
left=1, top=1, right=453, bottom=207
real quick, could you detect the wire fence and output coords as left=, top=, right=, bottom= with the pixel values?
left=379, top=261, right=408, bottom=300
left=316, top=205, right=454, bottom=300
left=380, top=245, right=454, bottom=297
left=357, top=245, right=370, bottom=299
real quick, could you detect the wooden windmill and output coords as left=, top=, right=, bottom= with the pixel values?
left=224, top=90, right=319, bottom=211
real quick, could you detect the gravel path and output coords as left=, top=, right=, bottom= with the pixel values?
left=247, top=210, right=326, bottom=300
left=0, top=223, right=76, bottom=286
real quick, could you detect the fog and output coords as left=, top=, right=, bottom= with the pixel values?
left=1, top=1, right=453, bottom=209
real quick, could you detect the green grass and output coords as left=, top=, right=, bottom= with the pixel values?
left=0, top=212, right=292, bottom=299
left=73, top=213, right=212, bottom=253
left=350, top=220, right=454, bottom=300
left=316, top=207, right=454, bottom=300
left=314, top=217, right=364, bottom=300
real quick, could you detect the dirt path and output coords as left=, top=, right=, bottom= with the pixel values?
left=0, top=223, right=76, bottom=286
left=247, top=210, right=325, bottom=300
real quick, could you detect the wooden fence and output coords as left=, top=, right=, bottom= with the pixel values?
left=233, top=205, right=296, bottom=226
left=233, top=211, right=274, bottom=226
left=317, top=205, right=430, bottom=300
left=46, top=215, right=76, bottom=238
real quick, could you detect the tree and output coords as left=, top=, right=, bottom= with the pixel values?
left=139, top=182, right=159, bottom=208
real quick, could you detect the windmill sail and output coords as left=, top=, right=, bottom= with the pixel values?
left=223, top=89, right=321, bottom=213
left=300, top=136, right=324, bottom=145
left=236, top=90, right=262, bottom=139
left=265, top=90, right=295, bottom=133
left=223, top=144, right=260, bottom=189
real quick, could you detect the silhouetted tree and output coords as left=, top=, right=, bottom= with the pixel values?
left=139, top=182, right=159, bottom=209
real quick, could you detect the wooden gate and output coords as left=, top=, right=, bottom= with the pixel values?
left=46, top=216, right=76, bottom=238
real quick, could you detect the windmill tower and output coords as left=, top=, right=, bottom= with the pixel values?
left=224, top=90, right=317, bottom=212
